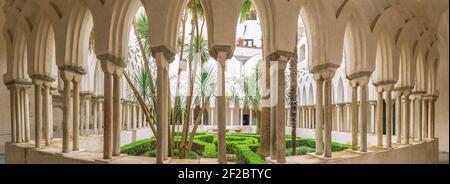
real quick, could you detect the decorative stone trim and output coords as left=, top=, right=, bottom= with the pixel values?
left=97, top=53, right=126, bottom=68
left=372, top=80, right=397, bottom=87
left=58, top=65, right=87, bottom=75
left=393, top=86, right=414, bottom=92
left=4, top=79, right=33, bottom=87
left=209, top=45, right=234, bottom=60
left=29, top=73, right=57, bottom=82
left=346, top=71, right=373, bottom=80
left=411, top=91, right=427, bottom=95
left=310, top=63, right=340, bottom=74
left=265, top=50, right=295, bottom=61
left=151, top=45, right=175, bottom=62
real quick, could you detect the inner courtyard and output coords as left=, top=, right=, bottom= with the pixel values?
left=0, top=0, right=448, bottom=164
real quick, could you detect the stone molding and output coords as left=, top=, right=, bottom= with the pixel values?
left=151, top=45, right=175, bottom=62
left=209, top=45, right=234, bottom=60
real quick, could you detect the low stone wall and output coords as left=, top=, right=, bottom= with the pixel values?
left=5, top=128, right=154, bottom=164
left=4, top=127, right=439, bottom=164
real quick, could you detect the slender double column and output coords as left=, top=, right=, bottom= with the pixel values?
left=402, top=90, right=411, bottom=144
left=60, top=67, right=81, bottom=153
left=313, top=68, right=336, bottom=158
left=6, top=81, right=32, bottom=144
left=100, top=60, right=123, bottom=159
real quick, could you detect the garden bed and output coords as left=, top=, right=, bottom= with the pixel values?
left=120, top=133, right=351, bottom=164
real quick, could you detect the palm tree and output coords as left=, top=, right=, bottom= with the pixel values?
left=290, top=34, right=299, bottom=155
left=181, top=0, right=205, bottom=149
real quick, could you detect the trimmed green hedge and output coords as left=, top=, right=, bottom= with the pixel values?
left=120, top=138, right=156, bottom=155
left=235, top=145, right=265, bottom=164
left=192, top=139, right=217, bottom=158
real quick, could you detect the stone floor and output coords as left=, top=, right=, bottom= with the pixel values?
left=438, top=152, right=449, bottom=164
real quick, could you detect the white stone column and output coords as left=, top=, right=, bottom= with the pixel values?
left=60, top=71, right=73, bottom=153
left=403, top=91, right=411, bottom=144
left=25, top=87, right=31, bottom=142
left=43, top=83, right=51, bottom=146
left=154, top=51, right=170, bottom=164
left=428, top=96, right=436, bottom=139
left=101, top=61, right=114, bottom=159
left=19, top=88, right=25, bottom=142
left=375, top=87, right=384, bottom=147
left=314, top=76, right=324, bottom=154
left=113, top=70, right=123, bottom=156
left=321, top=69, right=336, bottom=158
left=349, top=80, right=358, bottom=150
left=92, top=99, right=98, bottom=134
left=8, top=86, right=17, bottom=143
left=410, top=96, right=416, bottom=140
left=368, top=101, right=374, bottom=134
left=33, top=80, right=43, bottom=148
left=422, top=98, right=428, bottom=139
left=385, top=87, right=393, bottom=148
left=84, top=94, right=91, bottom=135
left=395, top=91, right=402, bottom=143
left=15, top=87, right=21, bottom=143
left=275, top=57, right=288, bottom=163
left=72, top=75, right=81, bottom=151
left=358, top=77, right=370, bottom=152
left=216, top=51, right=228, bottom=164
left=417, top=95, right=423, bottom=141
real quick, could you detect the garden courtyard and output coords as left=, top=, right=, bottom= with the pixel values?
left=0, top=0, right=447, bottom=164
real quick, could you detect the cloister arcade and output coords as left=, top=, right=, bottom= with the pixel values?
left=0, top=0, right=448, bottom=164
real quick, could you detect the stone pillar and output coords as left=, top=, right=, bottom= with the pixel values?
left=322, top=69, right=335, bottom=158
left=369, top=101, right=376, bottom=134
left=410, top=96, right=416, bottom=140
left=72, top=75, right=81, bottom=151
left=428, top=96, right=436, bottom=139
left=60, top=71, right=73, bottom=153
left=216, top=51, right=228, bottom=164
left=385, top=87, right=393, bottom=148
left=358, top=77, right=370, bottom=152
left=375, top=87, right=384, bottom=147
left=84, top=94, right=91, bottom=135
left=19, top=88, right=26, bottom=142
left=275, top=57, right=288, bottom=163
left=270, top=88, right=277, bottom=159
left=422, top=98, right=428, bottom=139
left=402, top=91, right=411, bottom=144
left=92, top=98, right=98, bottom=134
left=8, top=86, right=17, bottom=143
left=417, top=95, right=423, bottom=141
left=395, top=91, right=402, bottom=143
left=43, top=83, right=52, bottom=146
left=33, top=80, right=43, bottom=148
left=24, top=87, right=31, bottom=142
left=101, top=61, right=114, bottom=159
left=154, top=51, right=171, bottom=164
left=349, top=80, right=358, bottom=150
left=314, top=76, right=324, bottom=154
left=113, top=70, right=123, bottom=156
left=16, top=87, right=22, bottom=143
left=345, top=104, right=351, bottom=132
